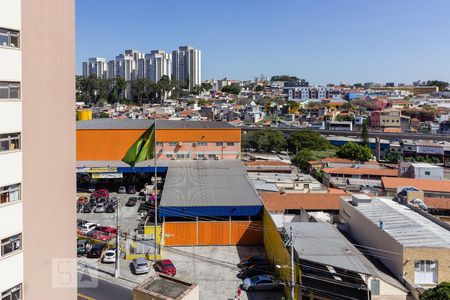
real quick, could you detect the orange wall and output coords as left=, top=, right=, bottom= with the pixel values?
left=76, top=128, right=241, bottom=161
left=163, top=221, right=263, bottom=246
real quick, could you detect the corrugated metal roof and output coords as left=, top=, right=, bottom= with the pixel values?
left=353, top=197, right=450, bottom=248
left=161, top=160, right=262, bottom=207
left=283, top=222, right=407, bottom=290
left=285, top=223, right=374, bottom=275
left=76, top=119, right=235, bottom=130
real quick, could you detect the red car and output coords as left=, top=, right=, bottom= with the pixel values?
left=92, top=189, right=109, bottom=198
left=98, top=226, right=117, bottom=235
left=154, top=259, right=176, bottom=276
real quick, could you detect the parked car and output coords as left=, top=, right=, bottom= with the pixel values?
left=237, top=264, right=274, bottom=279
left=88, top=184, right=96, bottom=193
left=154, top=259, right=176, bottom=276
left=94, top=203, right=106, bottom=213
left=125, top=197, right=137, bottom=207
left=241, top=275, right=284, bottom=292
left=79, top=222, right=98, bottom=234
left=97, top=197, right=108, bottom=204
left=82, top=203, right=95, bottom=213
left=98, top=226, right=117, bottom=235
left=87, top=243, right=104, bottom=258
left=77, top=239, right=90, bottom=256
left=118, top=186, right=126, bottom=194
left=132, top=258, right=149, bottom=274
left=237, top=255, right=269, bottom=268
left=102, top=249, right=116, bottom=263
left=137, top=202, right=152, bottom=213
left=127, top=186, right=136, bottom=194
left=109, top=197, right=119, bottom=206
left=105, top=204, right=116, bottom=213
left=92, top=189, right=109, bottom=198
left=88, top=230, right=112, bottom=242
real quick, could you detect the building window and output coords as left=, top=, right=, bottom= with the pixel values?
left=0, top=133, right=21, bottom=152
left=0, top=82, right=21, bottom=99
left=168, top=142, right=177, bottom=147
left=0, top=28, right=20, bottom=48
left=166, top=154, right=173, bottom=158
left=216, top=142, right=223, bottom=147
left=226, top=142, right=234, bottom=146
left=176, top=154, right=187, bottom=159
left=1, top=284, right=22, bottom=300
left=208, top=154, right=216, bottom=159
left=0, top=184, right=21, bottom=205
left=197, top=154, right=205, bottom=159
left=414, top=260, right=437, bottom=284
left=156, top=142, right=163, bottom=147
left=196, top=142, right=207, bottom=147
left=1, top=234, right=22, bottom=256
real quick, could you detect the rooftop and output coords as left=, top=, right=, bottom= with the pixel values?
left=283, top=222, right=406, bottom=290
left=260, top=192, right=342, bottom=212
left=382, top=177, right=450, bottom=193
left=76, top=119, right=236, bottom=130
left=323, top=167, right=398, bottom=177
left=345, top=197, right=450, bottom=248
left=160, top=160, right=262, bottom=207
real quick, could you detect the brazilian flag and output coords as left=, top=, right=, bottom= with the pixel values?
left=122, top=124, right=156, bottom=167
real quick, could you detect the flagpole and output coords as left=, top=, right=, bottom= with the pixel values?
left=154, top=112, right=158, bottom=261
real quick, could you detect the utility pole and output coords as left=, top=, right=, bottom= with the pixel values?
left=290, top=226, right=295, bottom=300
left=114, top=201, right=120, bottom=278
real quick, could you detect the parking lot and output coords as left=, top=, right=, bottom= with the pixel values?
left=77, top=190, right=285, bottom=300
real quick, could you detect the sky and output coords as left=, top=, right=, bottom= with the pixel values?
left=76, top=0, right=450, bottom=85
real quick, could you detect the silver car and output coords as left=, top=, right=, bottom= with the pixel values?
left=132, top=257, right=149, bottom=275
left=242, top=275, right=284, bottom=292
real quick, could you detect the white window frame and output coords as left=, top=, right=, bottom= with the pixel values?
left=1, top=233, right=22, bottom=257
left=0, top=28, right=20, bottom=48
left=0, top=82, right=21, bottom=100
left=0, top=183, right=21, bottom=205
left=414, top=260, right=438, bottom=285
left=0, top=133, right=21, bottom=152
left=1, top=283, right=22, bottom=300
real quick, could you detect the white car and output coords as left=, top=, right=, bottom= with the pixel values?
left=94, top=203, right=106, bottom=213
left=102, top=249, right=116, bottom=263
left=79, top=222, right=98, bottom=234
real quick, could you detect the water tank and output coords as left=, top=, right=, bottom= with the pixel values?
left=77, top=109, right=92, bottom=121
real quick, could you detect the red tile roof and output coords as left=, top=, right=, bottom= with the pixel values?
left=323, top=167, right=398, bottom=177
left=260, top=192, right=343, bottom=212
left=382, top=177, right=450, bottom=193
left=424, top=197, right=450, bottom=209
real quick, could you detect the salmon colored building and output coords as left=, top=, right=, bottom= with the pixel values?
left=76, top=119, right=242, bottom=161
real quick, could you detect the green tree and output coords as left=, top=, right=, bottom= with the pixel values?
left=248, top=129, right=287, bottom=153
left=420, top=282, right=450, bottom=300
left=201, top=82, right=212, bottom=91
left=288, top=101, right=300, bottom=114
left=354, top=83, right=363, bottom=88
left=291, top=149, right=337, bottom=171
left=221, top=85, right=241, bottom=95
left=156, top=75, right=173, bottom=103
left=335, top=114, right=355, bottom=122
left=361, top=121, right=369, bottom=146
left=107, top=77, right=127, bottom=104
left=384, top=149, right=401, bottom=163
left=337, top=142, right=372, bottom=162
left=270, top=75, right=299, bottom=82
left=99, top=112, right=110, bottom=118
left=255, top=85, right=264, bottom=92
left=286, top=131, right=332, bottom=154
left=130, top=78, right=152, bottom=105
left=427, top=80, right=449, bottom=91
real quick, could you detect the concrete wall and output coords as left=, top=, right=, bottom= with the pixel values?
left=22, top=0, right=76, bottom=299
left=340, top=199, right=404, bottom=279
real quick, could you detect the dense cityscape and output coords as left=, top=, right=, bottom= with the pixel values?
left=2, top=1, right=450, bottom=300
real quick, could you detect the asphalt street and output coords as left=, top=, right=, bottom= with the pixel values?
left=78, top=272, right=132, bottom=300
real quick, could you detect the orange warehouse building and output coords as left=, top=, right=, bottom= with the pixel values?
left=76, top=119, right=241, bottom=161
